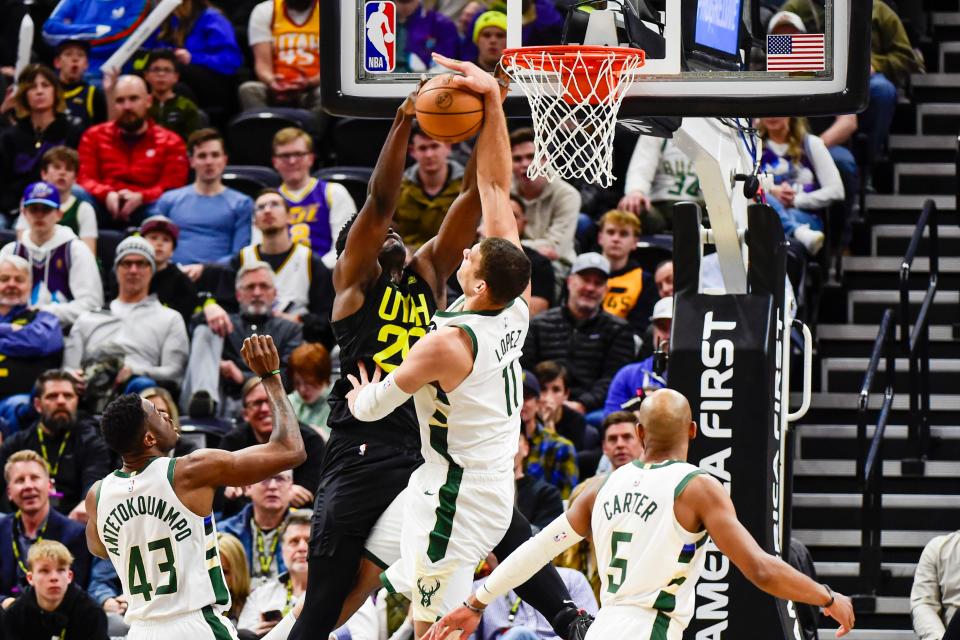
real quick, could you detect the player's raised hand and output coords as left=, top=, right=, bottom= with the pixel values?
left=431, top=53, right=500, bottom=97
left=823, top=591, right=855, bottom=637
left=423, top=604, right=481, bottom=640
left=241, top=334, right=281, bottom=378
left=346, top=361, right=383, bottom=416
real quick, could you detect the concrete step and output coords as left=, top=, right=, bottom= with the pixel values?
left=846, top=289, right=960, bottom=325
left=871, top=224, right=960, bottom=258
left=893, top=161, right=956, bottom=195
left=842, top=256, right=960, bottom=289
left=821, top=356, right=960, bottom=395
left=815, top=561, right=916, bottom=578
left=816, top=323, right=960, bottom=358
left=794, top=492, right=960, bottom=508
left=865, top=194, right=956, bottom=225
left=932, top=12, right=960, bottom=41
left=916, top=102, right=960, bottom=135
left=794, top=528, right=946, bottom=548
left=911, top=72, right=960, bottom=102
left=794, top=458, right=960, bottom=478
left=889, top=133, right=957, bottom=162
left=798, top=424, right=960, bottom=440
left=941, top=41, right=960, bottom=73
left=815, top=631, right=913, bottom=640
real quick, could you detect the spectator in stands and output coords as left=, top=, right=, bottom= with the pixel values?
left=240, top=0, right=321, bottom=112
left=0, top=64, right=82, bottom=218
left=139, top=215, right=199, bottom=324
left=219, top=380, right=322, bottom=508
left=0, top=256, right=63, bottom=428
left=394, top=124, right=464, bottom=253
left=271, top=128, right=356, bottom=268
left=511, top=127, right=580, bottom=272
left=0, top=182, right=103, bottom=328
left=154, top=0, right=243, bottom=111
left=0, top=370, right=111, bottom=519
left=603, top=296, right=671, bottom=416
left=237, top=509, right=311, bottom=637
left=618, top=136, right=703, bottom=235
left=780, top=0, right=920, bottom=159
left=473, top=566, right=597, bottom=640
left=52, top=40, right=106, bottom=131
left=219, top=469, right=293, bottom=589
left=533, top=361, right=590, bottom=452
left=77, top=75, right=188, bottom=227
left=287, top=342, right=332, bottom=439
left=654, top=259, right=673, bottom=298
left=42, top=0, right=152, bottom=79
left=458, top=0, right=564, bottom=62
left=155, top=128, right=253, bottom=267
left=144, top=49, right=202, bottom=142
left=180, top=262, right=302, bottom=411
left=597, top=209, right=659, bottom=334
left=521, top=252, right=636, bottom=420
left=519, top=370, right=578, bottom=500
left=394, top=0, right=459, bottom=73
left=63, top=236, right=189, bottom=394
left=217, top=533, right=251, bottom=626
left=471, top=11, right=507, bottom=72
left=86, top=557, right=128, bottom=636
left=513, top=431, right=563, bottom=533
left=758, top=116, right=844, bottom=255
left=3, top=541, right=106, bottom=638
left=0, top=451, right=91, bottom=598
left=911, top=529, right=960, bottom=639
left=15, top=147, right=98, bottom=255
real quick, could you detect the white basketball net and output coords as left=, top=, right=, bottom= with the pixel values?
left=502, top=48, right=644, bottom=188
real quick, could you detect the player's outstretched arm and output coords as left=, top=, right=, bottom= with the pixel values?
left=346, top=327, right=474, bottom=421
left=686, top=475, right=856, bottom=637
left=333, top=94, right=416, bottom=296
left=424, top=478, right=598, bottom=640
left=177, top=336, right=307, bottom=489
left=84, top=482, right=108, bottom=559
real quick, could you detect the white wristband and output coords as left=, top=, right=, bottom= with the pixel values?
left=351, top=372, right=413, bottom=422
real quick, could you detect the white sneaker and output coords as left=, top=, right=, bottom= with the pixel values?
left=793, top=224, right=824, bottom=255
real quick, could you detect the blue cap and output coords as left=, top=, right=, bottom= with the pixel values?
left=22, top=182, right=60, bottom=209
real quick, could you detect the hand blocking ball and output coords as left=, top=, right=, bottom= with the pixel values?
left=415, top=74, right=484, bottom=144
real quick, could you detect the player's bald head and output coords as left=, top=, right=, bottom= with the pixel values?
left=637, top=389, right=694, bottom=448
left=116, top=75, right=149, bottom=96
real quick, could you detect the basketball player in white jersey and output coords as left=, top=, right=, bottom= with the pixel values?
left=425, top=389, right=857, bottom=640
left=84, top=335, right=306, bottom=640
left=343, top=53, right=532, bottom=638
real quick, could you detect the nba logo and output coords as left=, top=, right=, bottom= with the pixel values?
left=364, top=1, right=396, bottom=73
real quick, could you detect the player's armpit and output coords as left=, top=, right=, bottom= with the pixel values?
left=85, top=483, right=108, bottom=559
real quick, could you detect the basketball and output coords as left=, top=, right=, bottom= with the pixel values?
left=415, top=74, right=484, bottom=143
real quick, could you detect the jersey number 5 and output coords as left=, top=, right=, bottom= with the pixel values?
left=128, top=537, right=178, bottom=601
left=607, top=531, right=633, bottom=594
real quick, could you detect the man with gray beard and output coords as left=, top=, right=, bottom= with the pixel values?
left=180, top=261, right=303, bottom=415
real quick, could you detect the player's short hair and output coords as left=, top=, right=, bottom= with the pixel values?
left=4, top=450, right=50, bottom=483
left=41, top=146, right=79, bottom=173
left=33, top=369, right=80, bottom=398
left=602, top=411, right=639, bottom=438
left=509, top=127, right=535, bottom=149
left=334, top=211, right=360, bottom=259
left=288, top=343, right=332, bottom=386
left=476, top=238, right=530, bottom=306
left=145, top=48, right=178, bottom=71
left=273, top=127, right=313, bottom=153
left=283, top=509, right=313, bottom=536
left=599, top=209, right=641, bottom=236
left=100, top=393, right=148, bottom=455
left=534, top=361, right=569, bottom=391
left=187, top=128, right=225, bottom=155
left=27, top=540, right=74, bottom=570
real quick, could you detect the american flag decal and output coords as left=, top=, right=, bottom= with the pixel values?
left=766, top=34, right=825, bottom=72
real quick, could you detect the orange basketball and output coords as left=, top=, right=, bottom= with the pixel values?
left=415, top=74, right=484, bottom=144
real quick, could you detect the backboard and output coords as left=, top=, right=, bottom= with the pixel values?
left=321, top=0, right=872, bottom=119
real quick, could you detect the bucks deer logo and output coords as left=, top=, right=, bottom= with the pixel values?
left=417, top=577, right=441, bottom=607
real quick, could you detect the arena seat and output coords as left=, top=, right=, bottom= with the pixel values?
left=0, top=229, right=15, bottom=248
left=632, top=235, right=673, bottom=274
left=330, top=118, right=394, bottom=167
left=222, top=165, right=282, bottom=199
left=227, top=108, right=317, bottom=166
left=314, top=166, right=373, bottom=209
left=96, top=229, right=128, bottom=272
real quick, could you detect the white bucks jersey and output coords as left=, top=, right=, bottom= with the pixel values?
left=592, top=460, right=708, bottom=628
left=413, top=295, right=529, bottom=473
left=96, top=457, right=230, bottom=622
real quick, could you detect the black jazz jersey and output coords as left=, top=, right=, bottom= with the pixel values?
left=326, top=267, right=436, bottom=448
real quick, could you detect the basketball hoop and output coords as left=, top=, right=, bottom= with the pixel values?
left=501, top=45, right=645, bottom=188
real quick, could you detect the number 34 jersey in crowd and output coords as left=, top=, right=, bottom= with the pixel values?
left=96, top=457, right=230, bottom=623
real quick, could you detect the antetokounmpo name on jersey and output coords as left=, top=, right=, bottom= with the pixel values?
left=101, top=495, right=193, bottom=555
left=602, top=491, right=659, bottom=522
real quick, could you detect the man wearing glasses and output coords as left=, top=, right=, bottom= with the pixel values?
left=271, top=128, right=356, bottom=269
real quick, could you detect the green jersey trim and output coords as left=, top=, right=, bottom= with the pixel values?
left=632, top=459, right=684, bottom=471
left=202, top=604, right=234, bottom=640
left=362, top=548, right=389, bottom=570
left=451, top=324, right=478, bottom=363
left=167, top=458, right=177, bottom=489
left=434, top=298, right=516, bottom=317
left=380, top=571, right=397, bottom=594
left=674, top=469, right=705, bottom=500
left=650, top=610, right=671, bottom=640
left=426, top=423, right=464, bottom=563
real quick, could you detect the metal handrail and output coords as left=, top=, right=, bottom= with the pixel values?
left=899, top=199, right=938, bottom=472
left=857, top=308, right=896, bottom=596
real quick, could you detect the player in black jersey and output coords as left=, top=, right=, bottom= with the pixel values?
left=286, top=90, right=591, bottom=640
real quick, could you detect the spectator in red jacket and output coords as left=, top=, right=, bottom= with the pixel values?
left=77, top=75, right=188, bottom=228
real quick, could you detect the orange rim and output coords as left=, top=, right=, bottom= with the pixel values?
left=501, top=45, right=646, bottom=73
